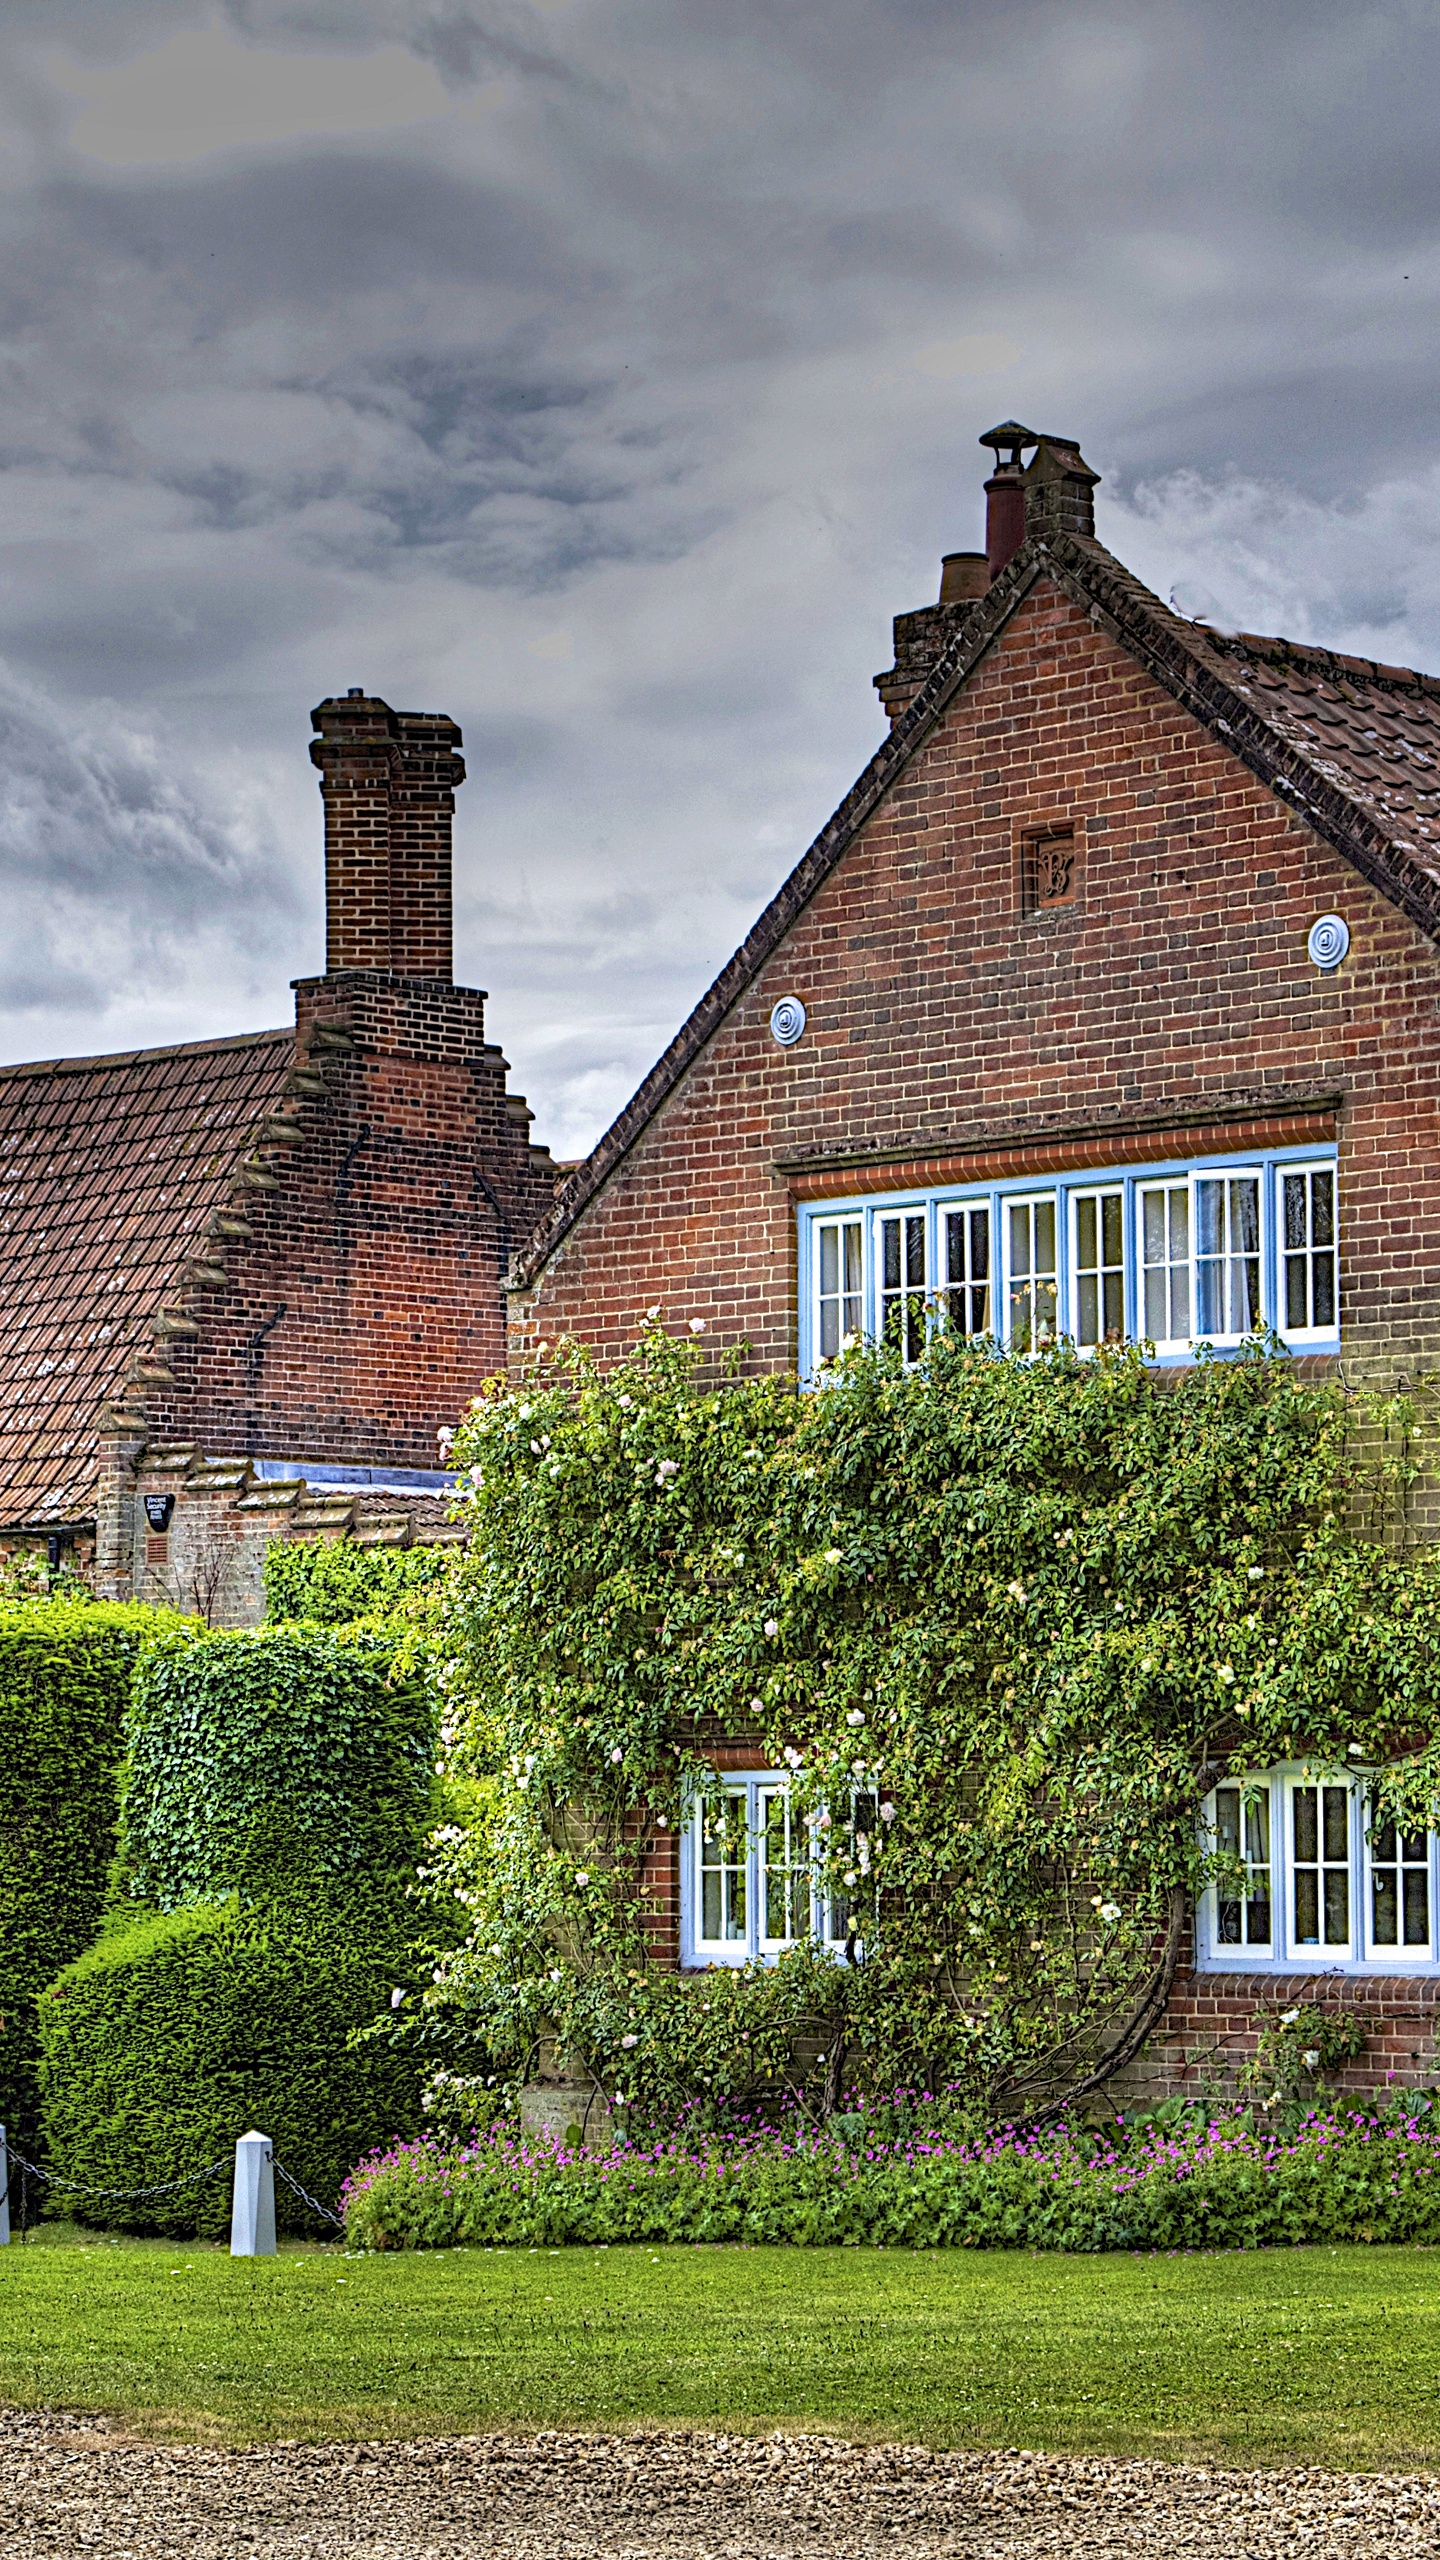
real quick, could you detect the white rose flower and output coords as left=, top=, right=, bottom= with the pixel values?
left=824, top=1548, right=842, bottom=1565
left=846, top=1709, right=865, bottom=1727
left=689, top=1317, right=706, bottom=1333
left=1099, top=1901, right=1122, bottom=1924
left=390, top=1988, right=406, bottom=2009
left=1302, top=2048, right=1321, bottom=2069
left=1217, top=1664, right=1235, bottom=1684
left=621, top=2033, right=639, bottom=2049
left=1279, top=2006, right=1301, bottom=2025
left=764, top=1618, right=780, bottom=1638
left=610, top=1747, right=623, bottom=1764
left=575, top=1871, right=590, bottom=1887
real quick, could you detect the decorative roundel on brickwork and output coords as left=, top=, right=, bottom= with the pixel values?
left=1307, top=914, right=1350, bottom=974
left=769, top=995, right=807, bottom=1047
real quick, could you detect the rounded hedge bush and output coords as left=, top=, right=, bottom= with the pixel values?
left=36, top=1893, right=423, bottom=2237
left=0, top=1599, right=188, bottom=2161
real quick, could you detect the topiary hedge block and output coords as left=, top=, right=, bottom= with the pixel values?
left=0, top=1600, right=185, bottom=2160
left=121, top=1623, right=436, bottom=1907
left=37, top=1896, right=424, bottom=2237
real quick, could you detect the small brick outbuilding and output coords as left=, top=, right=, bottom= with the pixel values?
left=507, top=423, right=1440, bottom=2097
left=0, top=690, right=556, bottom=1621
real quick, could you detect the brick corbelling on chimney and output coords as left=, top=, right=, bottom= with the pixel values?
left=139, top=967, right=556, bottom=1474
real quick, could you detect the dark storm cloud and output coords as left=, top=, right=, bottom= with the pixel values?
left=2, top=0, right=1440, bottom=1140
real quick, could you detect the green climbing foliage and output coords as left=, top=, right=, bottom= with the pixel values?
left=392, top=1323, right=1440, bottom=2129
left=262, top=1537, right=456, bottom=1627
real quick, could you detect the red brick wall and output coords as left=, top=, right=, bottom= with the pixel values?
left=143, top=969, right=555, bottom=1469
left=1133, top=1949, right=1440, bottom=2103
left=509, top=577, right=1440, bottom=1422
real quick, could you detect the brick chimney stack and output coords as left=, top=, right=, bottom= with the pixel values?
left=1023, top=434, right=1101, bottom=541
left=309, top=691, right=465, bottom=981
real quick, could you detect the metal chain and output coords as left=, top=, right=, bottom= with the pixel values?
left=272, top=2155, right=344, bottom=2229
left=6, top=2148, right=230, bottom=2202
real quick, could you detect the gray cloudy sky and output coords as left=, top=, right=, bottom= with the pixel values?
left=4, top=0, right=1440, bottom=1153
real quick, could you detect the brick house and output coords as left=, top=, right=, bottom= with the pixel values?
left=507, top=421, right=1440, bottom=2098
left=0, top=689, right=555, bottom=1622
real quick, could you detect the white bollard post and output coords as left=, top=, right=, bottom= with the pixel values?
left=229, top=2130, right=276, bottom=2258
left=0, top=2124, right=9, bottom=2247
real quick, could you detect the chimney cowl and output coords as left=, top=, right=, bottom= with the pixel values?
left=979, top=419, right=1038, bottom=583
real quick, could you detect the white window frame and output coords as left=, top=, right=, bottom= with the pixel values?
left=795, top=1144, right=1340, bottom=1379
left=1070, top=1184, right=1126, bottom=1352
left=1197, top=1767, right=1439, bottom=1974
left=1277, top=1159, right=1341, bottom=1349
left=681, top=1772, right=858, bottom=1967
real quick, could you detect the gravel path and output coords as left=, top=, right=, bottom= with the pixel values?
left=4, top=2409, right=1440, bottom=2558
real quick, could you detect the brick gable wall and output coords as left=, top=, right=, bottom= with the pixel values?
left=509, top=578, right=1440, bottom=1415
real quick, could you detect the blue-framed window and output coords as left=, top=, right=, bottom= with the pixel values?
left=679, top=1772, right=857, bottom=1967
left=1198, top=1770, right=1439, bottom=1975
left=798, top=1146, right=1339, bottom=1375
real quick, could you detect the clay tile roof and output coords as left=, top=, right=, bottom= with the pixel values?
left=506, top=522, right=1440, bottom=1292
left=1182, top=626, right=1440, bottom=884
left=0, top=1027, right=294, bottom=1529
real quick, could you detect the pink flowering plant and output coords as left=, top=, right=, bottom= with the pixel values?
left=387, top=1317, right=1440, bottom=2128
left=341, top=2085, right=1440, bottom=2253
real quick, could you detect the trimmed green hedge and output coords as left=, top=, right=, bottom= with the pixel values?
left=121, top=1624, right=436, bottom=1906
left=0, top=1601, right=186, bottom=2158
left=262, top=1539, right=455, bottom=1626
left=38, top=1896, right=424, bottom=2237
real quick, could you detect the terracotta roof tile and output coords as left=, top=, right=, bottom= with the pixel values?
left=0, top=1028, right=293, bottom=1527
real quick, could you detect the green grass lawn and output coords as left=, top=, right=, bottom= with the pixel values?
left=2, top=2224, right=1439, bottom=2471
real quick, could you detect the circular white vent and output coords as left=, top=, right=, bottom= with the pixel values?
left=769, top=995, right=807, bottom=1047
left=1307, top=914, right=1350, bottom=973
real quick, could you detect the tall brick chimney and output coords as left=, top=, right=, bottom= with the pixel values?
left=309, top=691, right=465, bottom=981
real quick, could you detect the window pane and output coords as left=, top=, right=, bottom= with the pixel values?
left=1323, top=1787, right=1348, bottom=1859
left=820, top=1228, right=837, bottom=1295
left=1197, top=1178, right=1223, bottom=1258
left=1077, top=1274, right=1099, bottom=1345
left=1247, top=1878, right=1272, bottom=1945
left=1216, top=1788, right=1240, bottom=1856
left=1374, top=1868, right=1399, bottom=1945
left=1286, top=1256, right=1309, bottom=1330
left=1284, top=1171, right=1306, bottom=1250
left=1142, top=1190, right=1166, bottom=1260
left=1313, top=1252, right=1335, bottom=1328
left=1405, top=1868, right=1430, bottom=1945
left=1324, top=1867, right=1350, bottom=1944
left=1077, top=1196, right=1097, bottom=1267
left=1293, top=1788, right=1317, bottom=1863
left=883, top=1219, right=900, bottom=1290
left=1295, top=1869, right=1319, bottom=1944
left=1232, top=1179, right=1259, bottom=1256
left=1103, top=1269, right=1124, bottom=1339
left=1312, top=1170, right=1335, bottom=1246
left=1144, top=1266, right=1167, bottom=1339
left=700, top=1804, right=746, bottom=1943
left=1102, top=1191, right=1123, bottom=1262
left=1009, top=1200, right=1032, bottom=1279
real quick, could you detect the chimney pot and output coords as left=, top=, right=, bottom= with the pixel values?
left=347, top=687, right=363, bottom=698
left=979, top=420, right=1038, bottom=583
left=938, top=551, right=989, bottom=606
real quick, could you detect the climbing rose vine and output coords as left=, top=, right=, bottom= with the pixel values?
left=391, top=1322, right=1440, bottom=2127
